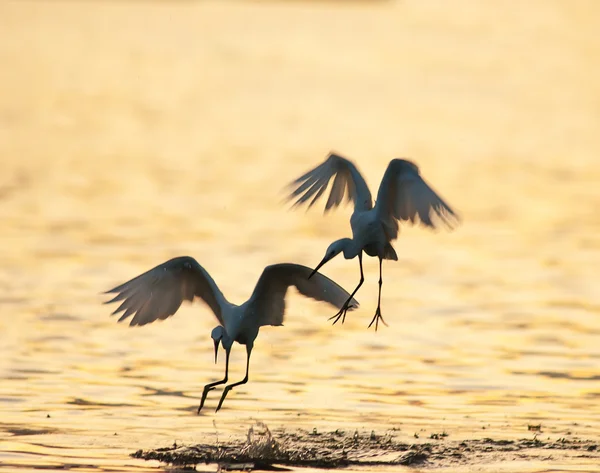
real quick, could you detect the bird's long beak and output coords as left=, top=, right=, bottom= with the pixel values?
left=309, top=256, right=328, bottom=279
left=213, top=339, right=220, bottom=364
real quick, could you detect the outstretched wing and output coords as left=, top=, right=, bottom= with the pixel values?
left=103, top=256, right=228, bottom=327
left=248, top=263, right=359, bottom=327
left=286, top=152, right=373, bottom=213
left=375, top=159, right=459, bottom=240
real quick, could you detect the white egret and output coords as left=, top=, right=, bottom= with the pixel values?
left=104, top=256, right=359, bottom=412
left=286, top=152, right=459, bottom=330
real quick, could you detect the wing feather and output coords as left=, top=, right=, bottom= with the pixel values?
left=376, top=159, right=459, bottom=240
left=326, top=172, right=347, bottom=210
left=248, top=263, right=359, bottom=327
left=286, top=152, right=373, bottom=213
left=103, top=256, right=228, bottom=327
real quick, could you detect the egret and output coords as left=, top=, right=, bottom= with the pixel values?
left=103, top=256, right=359, bottom=412
left=286, top=152, right=459, bottom=330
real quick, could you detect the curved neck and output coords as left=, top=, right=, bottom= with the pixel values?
left=341, top=238, right=360, bottom=259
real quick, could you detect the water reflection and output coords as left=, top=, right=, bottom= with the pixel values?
left=2, top=0, right=600, bottom=471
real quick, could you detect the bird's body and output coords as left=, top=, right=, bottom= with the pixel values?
left=350, top=210, right=398, bottom=260
left=104, top=257, right=358, bottom=412
left=287, top=152, right=459, bottom=329
left=225, top=304, right=257, bottom=346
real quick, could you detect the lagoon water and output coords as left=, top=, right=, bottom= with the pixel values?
left=1, top=1, right=600, bottom=471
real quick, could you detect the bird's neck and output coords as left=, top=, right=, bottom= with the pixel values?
left=342, top=238, right=361, bottom=259
left=219, top=302, right=239, bottom=334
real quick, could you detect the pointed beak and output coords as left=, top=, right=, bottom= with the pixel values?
left=309, top=256, right=328, bottom=279
left=213, top=339, right=219, bottom=364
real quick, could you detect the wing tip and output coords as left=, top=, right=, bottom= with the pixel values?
left=414, top=207, right=461, bottom=232
left=278, top=191, right=297, bottom=208
left=438, top=212, right=462, bottom=232
left=104, top=294, right=123, bottom=305
left=327, top=150, right=348, bottom=162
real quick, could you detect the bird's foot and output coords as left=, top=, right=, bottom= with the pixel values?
left=197, top=387, right=216, bottom=414
left=215, top=388, right=231, bottom=413
left=328, top=302, right=351, bottom=326
left=367, top=307, right=388, bottom=331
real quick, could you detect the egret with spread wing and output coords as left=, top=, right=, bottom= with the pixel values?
left=286, top=152, right=459, bottom=330
left=104, top=257, right=358, bottom=412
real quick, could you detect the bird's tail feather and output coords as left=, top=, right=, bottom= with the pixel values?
left=383, top=243, right=398, bottom=261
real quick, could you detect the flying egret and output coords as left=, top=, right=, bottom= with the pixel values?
left=103, top=256, right=359, bottom=412
left=286, top=152, right=459, bottom=330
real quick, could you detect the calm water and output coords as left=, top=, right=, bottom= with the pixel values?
left=1, top=1, right=600, bottom=471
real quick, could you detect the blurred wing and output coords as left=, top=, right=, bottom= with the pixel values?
left=286, top=152, right=373, bottom=213
left=103, top=256, right=228, bottom=327
left=375, top=159, right=459, bottom=240
left=248, top=263, right=359, bottom=327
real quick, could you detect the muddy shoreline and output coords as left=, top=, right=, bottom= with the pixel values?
left=132, top=423, right=600, bottom=470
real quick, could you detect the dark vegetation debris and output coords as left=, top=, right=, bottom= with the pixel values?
left=131, top=422, right=600, bottom=471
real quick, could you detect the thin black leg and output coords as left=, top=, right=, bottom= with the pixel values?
left=197, top=347, right=230, bottom=414
left=215, top=345, right=252, bottom=412
left=368, top=257, right=388, bottom=331
left=329, top=252, right=364, bottom=326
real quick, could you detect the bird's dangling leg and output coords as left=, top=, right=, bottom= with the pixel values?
left=198, top=347, right=231, bottom=414
left=215, top=345, right=252, bottom=413
left=329, top=252, right=364, bottom=326
left=368, top=257, right=388, bottom=331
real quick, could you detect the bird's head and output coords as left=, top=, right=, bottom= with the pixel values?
left=210, top=326, right=225, bottom=363
left=309, top=238, right=353, bottom=279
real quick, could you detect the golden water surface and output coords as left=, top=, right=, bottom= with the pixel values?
left=1, top=1, right=599, bottom=471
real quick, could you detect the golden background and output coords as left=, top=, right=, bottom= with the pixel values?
left=1, top=1, right=599, bottom=471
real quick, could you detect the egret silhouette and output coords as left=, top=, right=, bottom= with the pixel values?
left=287, top=152, right=459, bottom=330
left=104, top=257, right=359, bottom=412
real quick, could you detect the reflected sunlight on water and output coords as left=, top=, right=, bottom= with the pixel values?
left=1, top=0, right=599, bottom=471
